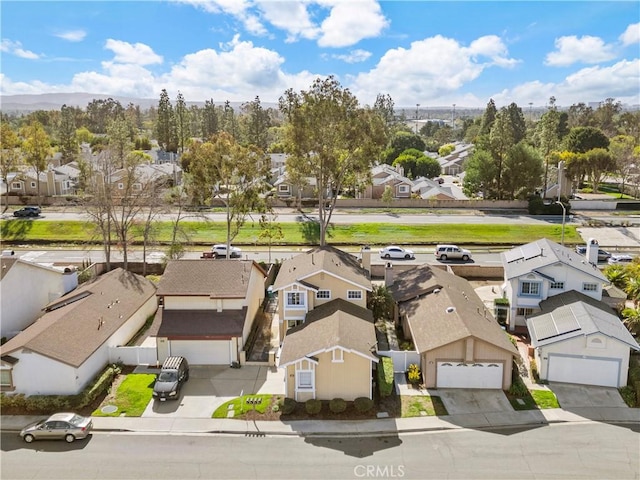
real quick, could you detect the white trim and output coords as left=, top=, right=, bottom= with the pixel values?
left=297, top=269, right=372, bottom=291
left=347, top=290, right=363, bottom=300
left=332, top=348, right=344, bottom=363
left=272, top=281, right=317, bottom=293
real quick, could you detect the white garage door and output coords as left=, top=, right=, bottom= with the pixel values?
left=437, top=362, right=503, bottom=389
left=170, top=340, right=231, bottom=365
left=547, top=354, right=620, bottom=387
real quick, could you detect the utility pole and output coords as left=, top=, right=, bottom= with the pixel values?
left=415, top=104, right=420, bottom=134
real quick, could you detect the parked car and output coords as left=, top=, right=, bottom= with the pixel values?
left=608, top=254, right=634, bottom=265
left=211, top=244, right=242, bottom=258
left=20, top=413, right=93, bottom=443
left=147, top=251, right=167, bottom=263
left=434, top=244, right=472, bottom=261
left=13, top=206, right=41, bottom=217
left=379, top=245, right=415, bottom=259
left=575, top=246, right=611, bottom=262
left=152, top=356, right=189, bottom=401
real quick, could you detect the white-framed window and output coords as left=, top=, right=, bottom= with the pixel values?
left=316, top=290, right=331, bottom=300
left=583, top=283, right=598, bottom=292
left=30, top=182, right=36, bottom=188
left=516, top=308, right=535, bottom=316
left=297, top=370, right=313, bottom=389
left=0, top=369, right=13, bottom=388
left=520, top=281, right=541, bottom=297
left=118, top=183, right=124, bottom=190
left=347, top=290, right=362, bottom=300
left=332, top=349, right=344, bottom=363
left=286, top=291, right=305, bottom=307
left=10, top=182, right=22, bottom=190
left=398, top=184, right=409, bottom=193
left=278, top=184, right=290, bottom=192
left=550, top=282, right=564, bottom=290
left=132, top=183, right=142, bottom=191
left=287, top=319, right=303, bottom=330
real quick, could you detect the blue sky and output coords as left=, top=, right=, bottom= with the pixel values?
left=1, top=1, right=638, bottom=108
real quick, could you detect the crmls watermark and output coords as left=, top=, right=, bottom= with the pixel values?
left=353, top=465, right=405, bottom=478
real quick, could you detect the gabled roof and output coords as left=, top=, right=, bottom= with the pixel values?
left=370, top=164, right=414, bottom=187
left=279, top=298, right=378, bottom=366
left=501, top=238, right=607, bottom=283
left=526, top=290, right=639, bottom=350
left=156, top=260, right=265, bottom=298
left=389, top=264, right=517, bottom=355
left=0, top=256, right=73, bottom=282
left=0, top=268, right=157, bottom=367
left=273, top=245, right=371, bottom=291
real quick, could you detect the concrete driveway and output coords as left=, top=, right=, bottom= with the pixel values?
left=548, top=383, right=627, bottom=408
left=141, top=365, right=284, bottom=418
left=434, top=389, right=513, bottom=415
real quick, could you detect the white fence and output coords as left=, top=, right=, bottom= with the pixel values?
left=378, top=350, right=420, bottom=372
left=108, top=346, right=157, bottom=366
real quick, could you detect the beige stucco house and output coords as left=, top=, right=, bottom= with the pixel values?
left=387, top=264, right=517, bottom=390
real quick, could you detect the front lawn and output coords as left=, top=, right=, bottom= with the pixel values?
left=401, top=395, right=448, bottom=417
left=213, top=394, right=281, bottom=419
left=507, top=388, right=559, bottom=410
left=92, top=374, right=155, bottom=417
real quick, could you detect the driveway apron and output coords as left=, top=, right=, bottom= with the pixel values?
left=548, top=383, right=627, bottom=408
left=434, top=389, right=513, bottom=415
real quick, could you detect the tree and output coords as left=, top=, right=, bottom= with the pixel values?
left=258, top=206, right=284, bottom=264
left=609, top=135, right=637, bottom=197
left=488, top=108, right=515, bottom=199
left=502, top=142, right=543, bottom=199
left=0, top=122, right=22, bottom=212
left=583, top=148, right=614, bottom=192
left=58, top=104, right=78, bottom=164
left=202, top=99, right=219, bottom=139
left=593, top=98, right=622, bottom=137
left=479, top=98, right=497, bottom=135
left=241, top=96, right=271, bottom=150
left=373, top=93, right=396, bottom=134
left=175, top=91, right=190, bottom=154
left=279, top=76, right=387, bottom=246
left=106, top=117, right=131, bottom=169
left=382, top=131, right=425, bottom=165
left=567, top=102, right=595, bottom=129
left=506, top=102, right=527, bottom=144
left=463, top=149, right=497, bottom=199
left=86, top=98, right=123, bottom=134
left=221, top=100, right=237, bottom=138
left=534, top=107, right=562, bottom=198
left=565, top=126, right=610, bottom=154
left=392, top=148, right=440, bottom=179
left=381, top=185, right=394, bottom=209
left=367, top=284, right=394, bottom=321
left=156, top=89, right=176, bottom=152
left=21, top=121, right=51, bottom=207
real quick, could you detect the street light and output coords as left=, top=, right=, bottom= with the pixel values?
left=555, top=201, right=566, bottom=246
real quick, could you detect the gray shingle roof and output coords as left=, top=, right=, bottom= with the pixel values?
left=273, top=246, right=371, bottom=291
left=526, top=290, right=639, bottom=350
left=156, top=260, right=265, bottom=298
left=0, top=268, right=157, bottom=367
left=501, top=238, right=606, bottom=282
left=278, top=298, right=377, bottom=366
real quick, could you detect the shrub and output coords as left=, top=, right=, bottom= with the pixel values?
left=508, top=377, right=528, bottom=397
left=271, top=403, right=280, bottom=413
left=618, top=386, right=637, bottom=407
left=329, top=398, right=347, bottom=413
left=407, top=364, right=421, bottom=385
left=281, top=398, right=296, bottom=415
left=305, top=399, right=322, bottom=415
left=354, top=397, right=374, bottom=413
left=377, top=356, right=394, bottom=397
left=530, top=359, right=540, bottom=383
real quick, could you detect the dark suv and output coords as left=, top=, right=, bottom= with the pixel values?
left=13, top=206, right=41, bottom=217
left=152, top=356, right=189, bottom=401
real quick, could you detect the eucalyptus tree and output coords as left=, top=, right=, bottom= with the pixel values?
left=202, top=99, right=219, bottom=139
left=279, top=76, right=387, bottom=246
left=0, top=122, right=22, bottom=212
left=242, top=96, right=271, bottom=150
left=21, top=121, right=52, bottom=207
left=58, top=104, right=79, bottom=164
left=488, top=108, right=515, bottom=200
left=156, top=89, right=177, bottom=152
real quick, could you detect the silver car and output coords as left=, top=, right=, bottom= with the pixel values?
left=20, top=412, right=93, bottom=443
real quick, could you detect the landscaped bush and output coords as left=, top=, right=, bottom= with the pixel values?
left=378, top=356, right=394, bottom=397
left=508, top=377, right=529, bottom=397
left=305, top=398, right=322, bottom=415
left=530, top=359, right=540, bottom=383
left=618, top=386, right=637, bottom=407
left=407, top=363, right=421, bottom=385
left=354, top=397, right=374, bottom=413
left=281, top=397, right=297, bottom=415
left=329, top=398, right=347, bottom=413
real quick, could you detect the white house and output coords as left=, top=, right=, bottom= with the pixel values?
left=527, top=291, right=639, bottom=387
left=500, top=238, right=608, bottom=332
left=0, top=255, right=78, bottom=340
left=0, top=269, right=157, bottom=396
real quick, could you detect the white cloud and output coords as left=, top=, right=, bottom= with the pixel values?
left=329, top=49, right=372, bottom=63
left=55, top=30, right=87, bottom=42
left=619, top=22, right=640, bottom=46
left=349, top=34, right=518, bottom=106
left=544, top=35, right=616, bottom=67
left=1, top=39, right=40, bottom=59
left=104, top=39, right=163, bottom=65
left=257, top=1, right=319, bottom=42
left=316, top=0, right=389, bottom=48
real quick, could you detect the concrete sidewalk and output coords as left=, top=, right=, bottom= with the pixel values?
left=2, top=407, right=638, bottom=437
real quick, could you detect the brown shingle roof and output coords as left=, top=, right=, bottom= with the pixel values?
left=0, top=268, right=157, bottom=367
left=273, top=246, right=371, bottom=291
left=156, top=260, right=265, bottom=298
left=279, top=298, right=378, bottom=366
left=391, top=265, right=517, bottom=355
left=156, top=308, right=247, bottom=339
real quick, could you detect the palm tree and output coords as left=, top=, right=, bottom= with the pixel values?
left=625, top=277, right=640, bottom=307
left=603, top=265, right=627, bottom=289
left=622, top=307, right=640, bottom=336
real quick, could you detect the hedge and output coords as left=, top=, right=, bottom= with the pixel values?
left=377, top=356, right=394, bottom=397
left=354, top=397, right=374, bottom=413
left=329, top=398, right=347, bottom=413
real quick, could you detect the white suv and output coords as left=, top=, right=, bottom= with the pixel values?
left=434, top=244, right=472, bottom=261
left=211, top=244, right=242, bottom=258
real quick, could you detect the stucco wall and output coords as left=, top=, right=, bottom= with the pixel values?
left=314, top=350, right=373, bottom=401
left=9, top=351, right=79, bottom=396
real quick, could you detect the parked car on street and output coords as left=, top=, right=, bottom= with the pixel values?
left=575, top=246, right=611, bottom=262
left=379, top=245, right=415, bottom=259
left=13, top=206, right=41, bottom=217
left=434, top=244, right=472, bottom=261
left=211, top=244, right=242, bottom=258
left=20, top=413, right=93, bottom=443
left=608, top=254, right=634, bottom=265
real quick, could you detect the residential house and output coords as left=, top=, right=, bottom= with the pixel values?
left=387, top=264, right=517, bottom=389
left=8, top=165, right=76, bottom=198
left=437, top=142, right=473, bottom=176
left=0, top=268, right=157, bottom=395
left=500, top=238, right=608, bottom=332
left=279, top=298, right=378, bottom=401
left=0, top=255, right=78, bottom=340
left=154, top=260, right=267, bottom=365
left=363, top=164, right=414, bottom=200
left=411, top=177, right=468, bottom=200
left=272, top=245, right=372, bottom=341
left=527, top=291, right=639, bottom=387
left=273, top=169, right=316, bottom=199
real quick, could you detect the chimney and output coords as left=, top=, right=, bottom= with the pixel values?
left=384, top=262, right=394, bottom=287
left=361, top=245, right=371, bottom=275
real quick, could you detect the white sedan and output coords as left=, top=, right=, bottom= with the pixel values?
left=379, top=246, right=415, bottom=260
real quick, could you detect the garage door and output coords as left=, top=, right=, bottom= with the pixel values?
left=547, top=354, right=620, bottom=387
left=437, top=362, right=503, bottom=389
left=170, top=340, right=231, bottom=365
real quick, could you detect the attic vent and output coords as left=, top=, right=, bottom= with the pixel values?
left=446, top=306, right=456, bottom=314
left=433, top=288, right=441, bottom=294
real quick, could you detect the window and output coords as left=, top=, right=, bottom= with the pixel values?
left=132, top=183, right=142, bottom=191
left=398, top=185, right=409, bottom=193
left=316, top=290, right=330, bottom=300
left=0, top=369, right=12, bottom=388
left=286, top=292, right=304, bottom=307
left=30, top=182, right=36, bottom=188
left=10, top=182, right=21, bottom=190
left=347, top=290, right=362, bottom=300
left=583, top=283, right=598, bottom=292
left=516, top=308, right=535, bottom=316
left=118, top=183, right=124, bottom=190
left=520, top=281, right=541, bottom=296
left=297, top=370, right=313, bottom=389
left=278, top=184, right=290, bottom=192
left=550, top=282, right=564, bottom=290
left=287, top=319, right=302, bottom=330
left=332, top=349, right=344, bottom=363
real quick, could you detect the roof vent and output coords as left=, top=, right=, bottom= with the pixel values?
left=446, top=306, right=456, bottom=314
left=433, top=288, right=441, bottom=294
